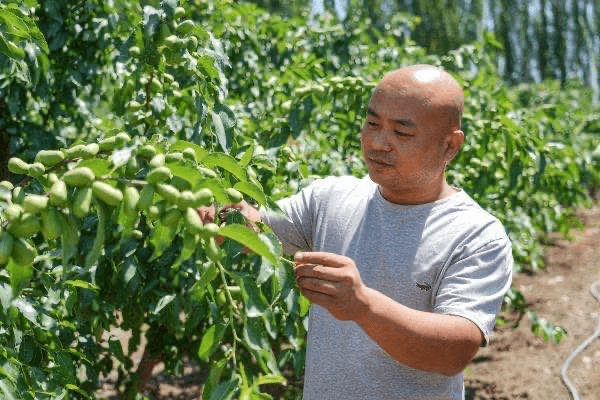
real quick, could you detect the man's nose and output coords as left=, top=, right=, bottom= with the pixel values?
left=369, top=129, right=392, bottom=151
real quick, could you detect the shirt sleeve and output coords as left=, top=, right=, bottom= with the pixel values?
left=259, top=180, right=322, bottom=255
left=433, top=237, right=513, bottom=346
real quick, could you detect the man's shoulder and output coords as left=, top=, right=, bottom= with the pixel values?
left=440, top=191, right=510, bottom=243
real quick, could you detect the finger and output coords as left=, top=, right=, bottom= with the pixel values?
left=297, top=276, right=339, bottom=295
left=298, top=286, right=334, bottom=306
left=294, top=251, right=351, bottom=268
left=197, top=205, right=215, bottom=224
left=294, top=263, right=346, bottom=282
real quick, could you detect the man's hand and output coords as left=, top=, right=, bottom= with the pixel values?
left=294, top=252, right=370, bottom=321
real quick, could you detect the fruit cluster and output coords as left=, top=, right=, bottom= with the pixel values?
left=1, top=135, right=246, bottom=268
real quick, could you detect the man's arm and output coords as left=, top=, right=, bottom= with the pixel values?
left=294, top=251, right=482, bottom=377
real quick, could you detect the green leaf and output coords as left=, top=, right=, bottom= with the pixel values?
left=242, top=278, right=270, bottom=318
left=202, top=153, right=247, bottom=181
left=203, top=358, right=226, bottom=397
left=207, top=375, right=241, bottom=400
left=243, top=316, right=269, bottom=351
left=191, top=262, right=219, bottom=298
left=84, top=199, right=107, bottom=269
left=168, top=163, right=203, bottom=187
left=234, top=181, right=267, bottom=206
left=64, top=280, right=99, bottom=291
left=197, top=322, right=228, bottom=361
left=153, top=294, right=176, bottom=314
left=218, top=224, right=276, bottom=264
left=77, top=158, right=112, bottom=177
left=211, top=111, right=229, bottom=153
left=239, top=143, right=255, bottom=167
left=7, top=258, right=33, bottom=297
left=60, top=214, right=79, bottom=265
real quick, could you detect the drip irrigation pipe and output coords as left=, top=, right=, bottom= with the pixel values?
left=560, top=278, right=600, bottom=400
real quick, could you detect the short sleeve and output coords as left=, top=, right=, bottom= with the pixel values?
left=433, top=237, right=513, bottom=346
left=259, top=180, right=324, bottom=255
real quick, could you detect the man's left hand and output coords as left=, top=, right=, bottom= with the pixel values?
left=294, top=252, right=370, bottom=321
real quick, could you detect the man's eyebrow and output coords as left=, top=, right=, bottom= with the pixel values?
left=394, top=118, right=415, bottom=128
left=367, top=108, right=379, bottom=117
left=367, top=107, right=415, bottom=128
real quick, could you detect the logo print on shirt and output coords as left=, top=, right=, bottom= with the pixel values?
left=416, top=281, right=431, bottom=292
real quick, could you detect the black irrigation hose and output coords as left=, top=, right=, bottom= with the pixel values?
left=560, top=278, right=600, bottom=400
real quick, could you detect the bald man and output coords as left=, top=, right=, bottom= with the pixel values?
left=230, top=65, right=513, bottom=399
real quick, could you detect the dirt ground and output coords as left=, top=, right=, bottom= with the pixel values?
left=98, top=206, right=600, bottom=400
left=465, top=205, right=600, bottom=400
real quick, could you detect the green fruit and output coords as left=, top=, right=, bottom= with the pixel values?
left=115, top=132, right=131, bottom=146
left=161, top=208, right=182, bottom=228
left=64, top=144, right=87, bottom=159
left=11, top=237, right=36, bottom=266
left=4, top=204, right=23, bottom=221
left=149, top=154, right=166, bottom=168
left=41, top=208, right=63, bottom=240
left=125, top=156, right=139, bottom=176
left=194, top=188, right=213, bottom=207
left=22, top=194, right=49, bottom=213
left=48, top=180, right=68, bottom=207
left=182, top=147, right=197, bottom=162
left=177, top=190, right=196, bottom=209
left=198, top=222, right=219, bottom=239
left=146, top=166, right=172, bottom=184
left=12, top=187, right=25, bottom=204
left=129, top=46, right=141, bottom=56
left=174, top=6, right=186, bottom=19
left=165, top=152, right=183, bottom=163
left=138, top=184, right=155, bottom=210
left=151, top=79, right=163, bottom=92
left=35, top=150, right=65, bottom=167
left=225, top=188, right=244, bottom=204
left=205, top=236, right=220, bottom=261
left=131, top=229, right=143, bottom=239
left=98, top=136, right=118, bottom=151
left=123, top=186, right=140, bottom=215
left=28, top=162, right=45, bottom=177
left=176, top=20, right=195, bottom=34
left=8, top=158, right=30, bottom=175
left=147, top=205, right=161, bottom=219
left=73, top=187, right=92, bottom=218
left=137, top=144, right=157, bottom=159
left=0, top=232, right=14, bottom=264
left=8, top=214, right=41, bottom=237
left=85, top=143, right=100, bottom=157
left=92, top=181, right=123, bottom=206
left=63, top=167, right=95, bottom=187
left=0, top=181, right=14, bottom=191
left=164, top=35, right=179, bottom=46
left=185, top=207, right=204, bottom=232
left=198, top=167, right=218, bottom=178
left=155, top=183, right=180, bottom=204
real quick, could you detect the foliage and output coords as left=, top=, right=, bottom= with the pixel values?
left=1, top=0, right=600, bottom=398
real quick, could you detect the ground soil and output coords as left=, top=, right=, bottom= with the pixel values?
left=98, top=206, right=600, bottom=400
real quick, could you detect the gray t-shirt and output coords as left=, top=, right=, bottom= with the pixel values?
left=261, top=175, right=513, bottom=400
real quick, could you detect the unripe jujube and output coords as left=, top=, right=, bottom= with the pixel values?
left=92, top=181, right=123, bottom=206
left=35, top=150, right=65, bottom=167
left=63, top=167, right=95, bottom=187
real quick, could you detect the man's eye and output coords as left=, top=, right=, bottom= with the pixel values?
left=367, top=121, right=378, bottom=127
left=394, top=131, right=411, bottom=137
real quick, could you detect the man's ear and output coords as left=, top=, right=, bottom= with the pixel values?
left=445, top=129, right=464, bottom=162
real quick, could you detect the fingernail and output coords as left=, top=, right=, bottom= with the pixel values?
left=295, top=252, right=304, bottom=261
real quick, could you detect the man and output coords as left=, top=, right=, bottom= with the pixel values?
left=226, top=64, right=513, bottom=399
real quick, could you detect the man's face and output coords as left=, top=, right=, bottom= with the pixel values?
left=360, top=86, right=450, bottom=204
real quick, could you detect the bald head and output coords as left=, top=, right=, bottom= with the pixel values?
left=376, top=64, right=464, bottom=131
